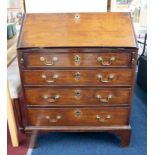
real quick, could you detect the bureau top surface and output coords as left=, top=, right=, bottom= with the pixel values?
left=17, top=12, right=137, bottom=49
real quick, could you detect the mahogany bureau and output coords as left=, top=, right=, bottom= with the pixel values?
left=17, top=12, right=138, bottom=147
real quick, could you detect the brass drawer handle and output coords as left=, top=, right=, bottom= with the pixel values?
left=41, top=74, right=59, bottom=83
left=96, top=74, right=115, bottom=83
left=40, top=56, right=58, bottom=66
left=96, top=94, right=112, bottom=103
left=45, top=115, right=61, bottom=123
left=43, top=95, right=60, bottom=103
left=96, top=114, right=112, bottom=122
left=97, top=56, right=115, bottom=66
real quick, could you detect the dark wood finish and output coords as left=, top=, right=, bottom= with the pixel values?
left=25, top=125, right=131, bottom=148
left=25, top=125, right=131, bottom=132
left=17, top=12, right=138, bottom=147
left=13, top=98, right=24, bottom=132
left=119, top=129, right=131, bottom=147
left=27, top=107, right=129, bottom=126
left=23, top=51, right=131, bottom=68
left=22, top=69, right=133, bottom=86
left=110, top=128, right=131, bottom=147
left=24, top=88, right=131, bottom=106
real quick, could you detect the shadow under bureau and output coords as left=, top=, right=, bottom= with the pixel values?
left=17, top=12, right=138, bottom=147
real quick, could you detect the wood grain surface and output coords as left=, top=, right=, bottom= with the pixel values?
left=17, top=13, right=137, bottom=48
left=27, top=107, right=129, bottom=126
left=17, top=12, right=138, bottom=147
left=22, top=69, right=133, bottom=86
left=23, top=51, right=131, bottom=68
left=24, top=87, right=131, bottom=106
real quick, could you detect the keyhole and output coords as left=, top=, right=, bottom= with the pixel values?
left=74, top=109, right=81, bottom=117
left=74, top=55, right=80, bottom=64
left=75, top=90, right=81, bottom=98
left=75, top=72, right=80, bottom=80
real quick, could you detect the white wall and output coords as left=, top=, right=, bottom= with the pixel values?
left=7, top=0, right=20, bottom=8
left=25, top=0, right=107, bottom=13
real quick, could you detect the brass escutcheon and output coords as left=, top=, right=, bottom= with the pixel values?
left=74, top=13, right=80, bottom=22
left=74, top=72, right=81, bottom=80
left=74, top=55, right=80, bottom=65
left=74, top=89, right=81, bottom=98
left=74, top=109, right=81, bottom=117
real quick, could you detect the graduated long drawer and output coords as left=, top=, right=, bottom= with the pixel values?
left=27, top=107, right=129, bottom=126
left=24, top=88, right=131, bottom=106
left=21, top=50, right=132, bottom=68
left=22, top=69, right=133, bottom=86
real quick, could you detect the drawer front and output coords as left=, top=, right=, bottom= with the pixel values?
left=23, top=52, right=131, bottom=68
left=25, top=88, right=131, bottom=106
left=22, top=69, right=132, bottom=86
left=27, top=107, right=129, bottom=126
